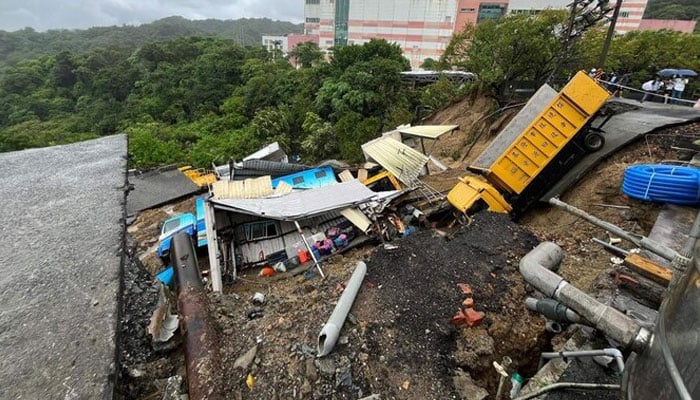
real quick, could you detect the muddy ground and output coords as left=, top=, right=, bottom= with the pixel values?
left=117, top=104, right=699, bottom=399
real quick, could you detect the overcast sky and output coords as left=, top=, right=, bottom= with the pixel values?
left=0, top=0, right=304, bottom=32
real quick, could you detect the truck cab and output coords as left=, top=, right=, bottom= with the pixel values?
left=157, top=213, right=196, bottom=260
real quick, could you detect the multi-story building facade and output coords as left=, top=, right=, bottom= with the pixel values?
left=615, top=0, right=649, bottom=33
left=304, top=0, right=509, bottom=68
left=262, top=33, right=319, bottom=65
left=303, top=0, right=650, bottom=69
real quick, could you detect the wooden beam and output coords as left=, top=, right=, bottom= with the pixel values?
left=624, top=253, right=672, bottom=287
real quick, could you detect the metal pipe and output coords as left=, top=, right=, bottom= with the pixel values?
left=545, top=320, right=562, bottom=334
left=525, top=297, right=581, bottom=323
left=171, top=233, right=225, bottom=400
left=538, top=349, right=625, bottom=373
left=548, top=198, right=688, bottom=264
left=294, top=220, right=325, bottom=278
left=655, top=211, right=700, bottom=399
left=513, top=383, right=620, bottom=400
left=520, top=242, right=651, bottom=352
left=317, top=261, right=367, bottom=357
left=591, top=237, right=629, bottom=257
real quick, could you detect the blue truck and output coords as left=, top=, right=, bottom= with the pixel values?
left=157, top=197, right=207, bottom=260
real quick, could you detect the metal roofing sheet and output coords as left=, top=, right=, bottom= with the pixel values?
left=398, top=125, right=459, bottom=139
left=210, top=180, right=382, bottom=220
left=361, top=136, right=429, bottom=185
left=211, top=176, right=275, bottom=199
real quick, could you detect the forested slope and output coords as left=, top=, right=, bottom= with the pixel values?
left=0, top=17, right=302, bottom=71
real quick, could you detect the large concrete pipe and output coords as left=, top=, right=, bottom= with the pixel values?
left=623, top=211, right=700, bottom=400
left=519, top=242, right=651, bottom=352
left=171, top=233, right=225, bottom=400
left=317, top=261, right=367, bottom=357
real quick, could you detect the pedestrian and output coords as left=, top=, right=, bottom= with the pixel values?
left=606, top=72, right=618, bottom=92
left=614, top=73, right=630, bottom=97
left=641, top=75, right=663, bottom=103
left=672, top=75, right=687, bottom=104
left=663, top=78, right=673, bottom=104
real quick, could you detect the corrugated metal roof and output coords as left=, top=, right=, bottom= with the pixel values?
left=361, top=136, right=429, bottom=185
left=210, top=180, right=382, bottom=220
left=211, top=176, right=275, bottom=199
left=398, top=125, right=459, bottom=139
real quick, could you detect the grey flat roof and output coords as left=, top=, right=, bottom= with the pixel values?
left=210, top=180, right=394, bottom=220
left=0, top=135, right=126, bottom=399
left=126, top=166, right=200, bottom=216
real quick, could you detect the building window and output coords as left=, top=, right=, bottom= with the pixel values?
left=445, top=15, right=452, bottom=22
left=292, top=176, right=305, bottom=184
left=619, top=11, right=629, bottom=18
left=306, top=0, right=320, bottom=4
left=244, top=221, right=279, bottom=241
left=306, top=17, right=320, bottom=23
left=314, top=170, right=327, bottom=178
left=460, top=8, right=476, bottom=13
left=477, top=3, right=507, bottom=23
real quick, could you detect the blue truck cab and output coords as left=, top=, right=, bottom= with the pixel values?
left=157, top=213, right=196, bottom=259
left=195, top=197, right=207, bottom=247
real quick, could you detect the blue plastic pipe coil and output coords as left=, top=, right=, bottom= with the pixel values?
left=622, top=164, right=700, bottom=205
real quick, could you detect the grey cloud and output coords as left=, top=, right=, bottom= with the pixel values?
left=0, top=0, right=304, bottom=32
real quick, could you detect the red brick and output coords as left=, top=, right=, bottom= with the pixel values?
left=457, top=283, right=473, bottom=296
left=450, top=310, right=467, bottom=326
left=464, top=308, right=484, bottom=327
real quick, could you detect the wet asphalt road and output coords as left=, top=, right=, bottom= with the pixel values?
left=0, top=135, right=126, bottom=399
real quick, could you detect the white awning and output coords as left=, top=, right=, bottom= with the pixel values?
left=398, top=125, right=459, bottom=139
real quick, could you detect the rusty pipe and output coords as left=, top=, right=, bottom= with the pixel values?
left=171, top=233, right=225, bottom=400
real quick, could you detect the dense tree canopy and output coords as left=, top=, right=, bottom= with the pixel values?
left=644, top=0, right=700, bottom=32
left=4, top=15, right=696, bottom=168
left=0, top=37, right=435, bottom=167
left=0, top=17, right=302, bottom=73
left=440, top=11, right=700, bottom=98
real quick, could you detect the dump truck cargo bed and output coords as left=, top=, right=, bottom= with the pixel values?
left=488, top=71, right=610, bottom=195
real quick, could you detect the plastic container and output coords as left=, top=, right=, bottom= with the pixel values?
left=311, top=248, right=321, bottom=262
left=510, top=372, right=524, bottom=398
left=297, top=248, right=310, bottom=263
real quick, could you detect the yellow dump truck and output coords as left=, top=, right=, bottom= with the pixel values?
left=448, top=71, right=611, bottom=217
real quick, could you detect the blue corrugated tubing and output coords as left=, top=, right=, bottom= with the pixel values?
left=622, top=164, right=700, bottom=205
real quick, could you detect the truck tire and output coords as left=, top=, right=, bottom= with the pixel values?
left=583, top=131, right=605, bottom=152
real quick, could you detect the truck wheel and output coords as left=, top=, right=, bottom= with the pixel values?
left=583, top=131, right=605, bottom=152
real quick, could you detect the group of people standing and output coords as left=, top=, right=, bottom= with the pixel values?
left=588, top=68, right=629, bottom=97
left=640, top=75, right=688, bottom=104
left=587, top=67, right=691, bottom=105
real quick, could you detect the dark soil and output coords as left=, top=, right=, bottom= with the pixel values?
left=363, top=211, right=546, bottom=398
left=116, top=235, right=183, bottom=399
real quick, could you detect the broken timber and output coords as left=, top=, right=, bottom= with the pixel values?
left=171, top=233, right=225, bottom=400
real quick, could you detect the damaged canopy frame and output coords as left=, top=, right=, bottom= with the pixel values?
left=204, top=180, right=401, bottom=291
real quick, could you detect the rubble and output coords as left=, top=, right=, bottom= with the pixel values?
left=118, top=98, right=700, bottom=399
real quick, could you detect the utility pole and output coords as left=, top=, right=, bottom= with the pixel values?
left=598, top=0, right=622, bottom=69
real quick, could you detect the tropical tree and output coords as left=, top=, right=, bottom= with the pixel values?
left=288, top=42, right=324, bottom=68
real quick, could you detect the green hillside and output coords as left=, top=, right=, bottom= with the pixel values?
left=0, top=16, right=302, bottom=71
left=644, top=0, right=700, bottom=32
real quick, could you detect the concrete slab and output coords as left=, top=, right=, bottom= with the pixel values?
left=472, top=84, right=558, bottom=170
left=642, top=204, right=696, bottom=266
left=0, top=135, right=126, bottom=399
left=127, top=166, right=200, bottom=216
left=542, top=100, right=700, bottom=200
